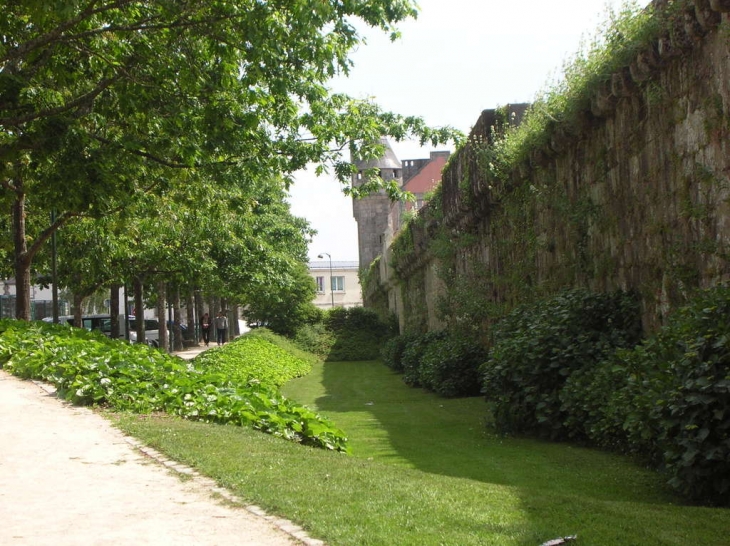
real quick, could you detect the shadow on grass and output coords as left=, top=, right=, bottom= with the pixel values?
left=295, top=360, right=730, bottom=544
left=310, top=359, right=673, bottom=505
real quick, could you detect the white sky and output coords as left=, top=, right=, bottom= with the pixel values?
left=288, top=0, right=651, bottom=262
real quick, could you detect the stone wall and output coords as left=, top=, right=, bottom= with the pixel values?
left=378, top=0, right=730, bottom=333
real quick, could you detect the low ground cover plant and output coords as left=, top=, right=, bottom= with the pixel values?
left=193, top=329, right=313, bottom=387
left=0, top=319, right=348, bottom=452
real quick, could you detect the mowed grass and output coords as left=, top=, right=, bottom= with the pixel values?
left=115, top=359, right=730, bottom=546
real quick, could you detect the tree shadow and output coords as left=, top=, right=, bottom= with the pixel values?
left=313, top=360, right=675, bottom=506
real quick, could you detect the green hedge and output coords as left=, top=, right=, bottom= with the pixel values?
left=293, top=307, right=394, bottom=362
left=481, top=286, right=730, bottom=506
left=400, top=331, right=446, bottom=387
left=387, top=330, right=485, bottom=398
left=419, top=334, right=486, bottom=398
left=599, top=287, right=730, bottom=505
left=380, top=333, right=418, bottom=373
left=481, top=289, right=643, bottom=439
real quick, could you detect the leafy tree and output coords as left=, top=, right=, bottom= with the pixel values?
left=0, top=0, right=461, bottom=319
left=241, top=263, right=320, bottom=337
left=208, top=177, right=318, bottom=335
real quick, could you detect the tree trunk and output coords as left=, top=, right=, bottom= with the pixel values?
left=12, top=187, right=31, bottom=320
left=210, top=295, right=220, bottom=340
left=9, top=170, right=68, bottom=321
left=230, top=304, right=240, bottom=338
left=72, top=293, right=84, bottom=328
left=194, top=288, right=204, bottom=343
left=110, top=284, right=121, bottom=338
left=172, top=287, right=183, bottom=351
left=156, top=280, right=168, bottom=353
left=194, top=288, right=205, bottom=319
left=185, top=290, right=195, bottom=343
left=133, top=276, right=145, bottom=344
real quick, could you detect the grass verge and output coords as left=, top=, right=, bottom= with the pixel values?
left=114, top=359, right=730, bottom=546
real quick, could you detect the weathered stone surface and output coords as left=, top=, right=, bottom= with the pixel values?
left=378, top=0, right=730, bottom=333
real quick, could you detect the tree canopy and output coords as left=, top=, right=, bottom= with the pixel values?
left=0, top=0, right=461, bottom=319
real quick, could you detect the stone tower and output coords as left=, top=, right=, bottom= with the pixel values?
left=351, top=139, right=402, bottom=271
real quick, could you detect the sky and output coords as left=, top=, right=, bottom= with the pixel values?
left=288, top=0, right=651, bottom=262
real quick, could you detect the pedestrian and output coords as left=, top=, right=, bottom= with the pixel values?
left=214, top=310, right=228, bottom=345
left=200, top=312, right=211, bottom=347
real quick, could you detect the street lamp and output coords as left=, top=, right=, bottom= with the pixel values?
left=317, top=252, right=335, bottom=308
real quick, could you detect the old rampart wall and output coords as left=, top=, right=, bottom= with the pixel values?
left=371, top=0, right=730, bottom=334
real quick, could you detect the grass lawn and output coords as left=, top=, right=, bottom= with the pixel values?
left=115, top=359, right=730, bottom=545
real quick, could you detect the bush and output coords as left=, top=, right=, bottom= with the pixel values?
left=400, top=331, right=447, bottom=388
left=325, top=306, right=389, bottom=336
left=618, top=286, right=730, bottom=505
left=381, top=333, right=418, bottom=373
left=480, top=285, right=730, bottom=505
left=328, top=330, right=383, bottom=361
left=293, top=323, right=335, bottom=358
left=316, top=307, right=395, bottom=362
left=419, top=334, right=486, bottom=397
left=481, top=289, right=642, bottom=439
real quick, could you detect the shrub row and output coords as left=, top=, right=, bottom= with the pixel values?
left=482, top=287, right=730, bottom=506
left=293, top=307, right=395, bottom=362
left=0, top=320, right=349, bottom=452
left=382, top=330, right=486, bottom=398
left=481, top=289, right=642, bottom=439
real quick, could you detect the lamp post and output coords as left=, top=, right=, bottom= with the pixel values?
left=317, top=252, right=335, bottom=308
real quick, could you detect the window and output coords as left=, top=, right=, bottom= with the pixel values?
left=331, top=276, right=345, bottom=291
left=316, top=276, right=325, bottom=293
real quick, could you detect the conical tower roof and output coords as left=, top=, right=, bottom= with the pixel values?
left=352, top=138, right=402, bottom=170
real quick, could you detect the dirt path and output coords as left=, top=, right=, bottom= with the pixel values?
left=0, top=370, right=322, bottom=545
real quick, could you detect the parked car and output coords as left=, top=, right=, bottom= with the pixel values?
left=42, top=314, right=160, bottom=347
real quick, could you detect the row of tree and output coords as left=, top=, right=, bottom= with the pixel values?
left=0, top=1, right=461, bottom=333
left=52, top=175, right=315, bottom=348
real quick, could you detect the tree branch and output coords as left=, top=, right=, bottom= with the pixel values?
left=26, top=210, right=79, bottom=261
left=1, top=0, right=134, bottom=65
left=0, top=74, right=122, bottom=127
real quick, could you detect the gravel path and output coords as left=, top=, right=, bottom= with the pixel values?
left=0, top=369, right=321, bottom=546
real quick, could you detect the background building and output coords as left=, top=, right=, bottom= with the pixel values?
left=308, top=260, right=362, bottom=309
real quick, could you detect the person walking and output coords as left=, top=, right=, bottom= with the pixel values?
left=214, top=311, right=228, bottom=346
left=200, top=312, right=211, bottom=347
